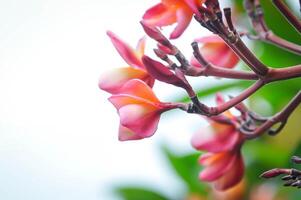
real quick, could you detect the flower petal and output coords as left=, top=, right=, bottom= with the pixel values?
left=199, top=152, right=237, bottom=181
left=107, top=31, right=144, bottom=68
left=213, top=153, right=244, bottom=191
left=136, top=36, right=146, bottom=56
left=143, top=3, right=167, bottom=20
left=119, top=79, right=159, bottom=103
left=170, top=7, right=192, bottom=39
left=119, top=104, right=161, bottom=138
left=143, top=3, right=176, bottom=27
left=183, top=0, right=202, bottom=14
left=190, top=55, right=202, bottom=68
left=109, top=95, right=147, bottom=110
left=195, top=35, right=239, bottom=69
left=195, top=35, right=224, bottom=43
left=99, top=67, right=151, bottom=94
left=215, top=93, right=225, bottom=105
left=140, top=22, right=172, bottom=48
left=191, top=123, right=239, bottom=152
left=118, top=125, right=144, bottom=141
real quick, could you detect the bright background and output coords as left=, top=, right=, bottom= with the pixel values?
left=0, top=0, right=208, bottom=199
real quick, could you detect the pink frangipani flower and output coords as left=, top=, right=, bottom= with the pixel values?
left=142, top=0, right=203, bottom=39
left=191, top=35, right=239, bottom=69
left=191, top=95, right=245, bottom=191
left=109, top=79, right=184, bottom=141
left=99, top=31, right=154, bottom=94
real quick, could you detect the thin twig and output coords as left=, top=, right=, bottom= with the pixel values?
left=273, top=0, right=301, bottom=34
left=244, top=0, right=301, bottom=55
left=242, top=91, right=301, bottom=139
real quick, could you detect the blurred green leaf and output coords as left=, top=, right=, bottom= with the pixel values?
left=175, top=80, right=252, bottom=103
left=243, top=140, right=290, bottom=187
left=162, top=146, right=207, bottom=194
left=115, top=187, right=169, bottom=200
left=250, top=79, right=301, bottom=112
left=254, top=1, right=301, bottom=67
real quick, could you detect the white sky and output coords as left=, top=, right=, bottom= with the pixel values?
left=0, top=1, right=212, bottom=199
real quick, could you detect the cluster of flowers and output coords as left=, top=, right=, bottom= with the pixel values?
left=99, top=0, right=246, bottom=191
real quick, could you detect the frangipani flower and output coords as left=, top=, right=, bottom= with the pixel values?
left=99, top=31, right=154, bottom=94
left=109, top=79, right=184, bottom=141
left=142, top=0, right=203, bottom=39
left=191, top=95, right=244, bottom=191
left=191, top=35, right=239, bottom=69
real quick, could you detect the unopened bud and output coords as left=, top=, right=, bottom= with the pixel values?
left=260, top=168, right=291, bottom=178
left=292, top=156, right=301, bottom=164
left=140, top=21, right=172, bottom=48
left=284, top=179, right=296, bottom=186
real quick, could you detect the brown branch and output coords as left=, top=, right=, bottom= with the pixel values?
left=242, top=90, right=301, bottom=139
left=195, top=5, right=269, bottom=76
left=265, top=33, right=301, bottom=55
left=244, top=0, right=301, bottom=55
left=189, top=42, right=258, bottom=80
left=267, top=65, right=301, bottom=82
left=187, top=80, right=264, bottom=116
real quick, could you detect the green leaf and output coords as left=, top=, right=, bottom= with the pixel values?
left=115, top=187, right=169, bottom=200
left=250, top=79, right=301, bottom=113
left=243, top=140, right=290, bottom=187
left=174, top=80, right=252, bottom=103
left=162, top=146, right=207, bottom=194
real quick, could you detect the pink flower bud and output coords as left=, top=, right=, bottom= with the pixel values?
left=260, top=168, right=291, bottom=179
left=140, top=21, right=172, bottom=48
left=142, top=55, right=189, bottom=89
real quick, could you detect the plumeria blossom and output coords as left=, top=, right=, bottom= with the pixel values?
left=191, top=35, right=240, bottom=68
left=191, top=95, right=245, bottom=191
left=142, top=0, right=203, bottom=39
left=98, top=31, right=154, bottom=94
left=109, top=79, right=184, bottom=141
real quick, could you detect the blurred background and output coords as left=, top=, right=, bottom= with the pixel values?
left=0, top=0, right=300, bottom=199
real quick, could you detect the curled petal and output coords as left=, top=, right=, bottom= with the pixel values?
left=119, top=104, right=161, bottom=138
left=199, top=152, right=237, bottom=181
left=213, top=153, right=244, bottom=191
left=99, top=67, right=153, bottom=94
left=118, top=125, right=144, bottom=141
left=195, top=35, right=224, bottom=43
left=157, top=43, right=173, bottom=55
left=109, top=95, right=147, bottom=110
left=136, top=36, right=147, bottom=56
left=170, top=7, right=192, bottom=39
left=191, top=123, right=239, bottom=153
left=118, top=79, right=158, bottom=102
left=190, top=55, right=202, bottom=68
left=143, top=3, right=176, bottom=27
left=184, top=0, right=201, bottom=14
left=215, top=93, right=225, bottom=105
left=142, top=0, right=196, bottom=39
left=107, top=31, right=144, bottom=68
left=140, top=21, right=172, bottom=48
left=194, top=35, right=239, bottom=68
